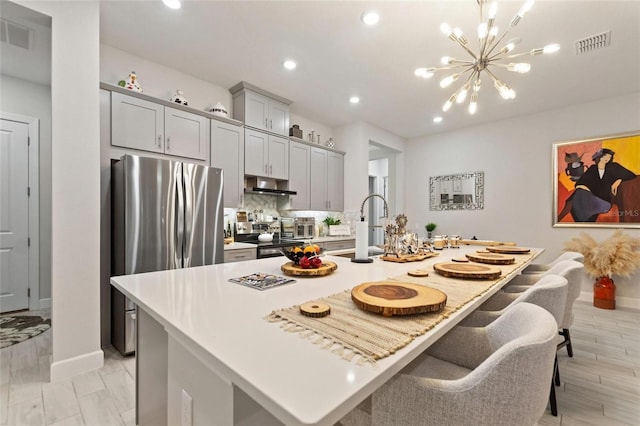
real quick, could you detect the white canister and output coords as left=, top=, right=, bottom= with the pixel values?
left=433, top=235, right=444, bottom=250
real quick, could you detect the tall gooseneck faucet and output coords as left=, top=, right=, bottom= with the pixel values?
left=360, top=193, right=389, bottom=221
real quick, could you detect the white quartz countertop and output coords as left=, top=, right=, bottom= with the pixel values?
left=111, top=246, right=541, bottom=425
left=222, top=242, right=257, bottom=251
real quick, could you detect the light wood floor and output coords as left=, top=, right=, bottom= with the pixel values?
left=1, top=301, right=638, bottom=425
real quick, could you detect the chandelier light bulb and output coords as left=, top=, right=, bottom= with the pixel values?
left=488, top=1, right=499, bottom=19
left=440, top=23, right=453, bottom=36
left=543, top=44, right=561, bottom=54
left=453, top=27, right=467, bottom=44
left=473, top=78, right=482, bottom=92
left=489, top=26, right=499, bottom=39
left=442, top=94, right=456, bottom=112
left=478, top=22, right=488, bottom=39
left=441, top=56, right=453, bottom=65
left=518, top=0, right=536, bottom=17
left=456, top=82, right=470, bottom=103
left=507, top=62, right=531, bottom=73
left=469, top=92, right=479, bottom=114
left=439, top=73, right=459, bottom=88
left=414, top=67, right=435, bottom=78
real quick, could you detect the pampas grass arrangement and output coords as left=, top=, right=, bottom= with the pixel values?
left=564, top=230, right=640, bottom=278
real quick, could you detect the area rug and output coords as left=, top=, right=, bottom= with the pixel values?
left=0, top=315, right=51, bottom=349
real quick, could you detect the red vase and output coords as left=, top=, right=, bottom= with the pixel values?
left=593, top=276, right=616, bottom=310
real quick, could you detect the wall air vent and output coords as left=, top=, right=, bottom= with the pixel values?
left=0, top=18, right=32, bottom=50
left=575, top=31, right=611, bottom=55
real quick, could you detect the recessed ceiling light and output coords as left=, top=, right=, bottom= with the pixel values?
left=433, top=116, right=443, bottom=123
left=361, top=11, right=380, bottom=26
left=162, top=0, right=181, bottom=9
left=349, top=96, right=360, bottom=104
left=283, top=60, right=297, bottom=70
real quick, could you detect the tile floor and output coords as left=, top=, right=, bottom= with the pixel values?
left=0, top=301, right=638, bottom=425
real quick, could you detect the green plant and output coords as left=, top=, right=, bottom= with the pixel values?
left=323, top=216, right=341, bottom=226
left=425, top=222, right=437, bottom=232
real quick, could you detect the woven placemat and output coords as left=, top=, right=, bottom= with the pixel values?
left=266, top=252, right=536, bottom=364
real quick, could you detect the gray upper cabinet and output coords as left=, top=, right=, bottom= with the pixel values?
left=211, top=121, right=244, bottom=208
left=111, top=91, right=208, bottom=161
left=309, top=145, right=344, bottom=211
left=245, top=129, right=288, bottom=180
left=230, top=82, right=291, bottom=137
left=287, top=141, right=311, bottom=210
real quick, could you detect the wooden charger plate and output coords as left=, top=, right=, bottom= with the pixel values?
left=466, top=252, right=515, bottom=265
left=487, top=245, right=531, bottom=254
left=433, top=262, right=502, bottom=280
left=351, top=281, right=447, bottom=317
left=281, top=261, right=338, bottom=277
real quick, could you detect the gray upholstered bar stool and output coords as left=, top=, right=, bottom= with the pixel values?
left=521, top=251, right=584, bottom=274
left=340, top=303, right=559, bottom=426
left=502, top=260, right=583, bottom=357
left=460, top=274, right=568, bottom=416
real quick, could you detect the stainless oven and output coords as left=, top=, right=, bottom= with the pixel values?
left=294, top=217, right=315, bottom=239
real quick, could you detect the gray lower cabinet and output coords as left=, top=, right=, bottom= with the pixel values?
left=211, top=121, right=244, bottom=208
left=321, top=239, right=355, bottom=251
left=224, top=248, right=257, bottom=263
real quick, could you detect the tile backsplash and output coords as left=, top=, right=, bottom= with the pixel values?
left=224, top=194, right=360, bottom=236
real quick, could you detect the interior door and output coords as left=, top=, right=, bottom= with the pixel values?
left=0, top=119, right=30, bottom=312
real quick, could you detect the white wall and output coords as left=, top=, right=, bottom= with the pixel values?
left=0, top=75, right=51, bottom=302
left=405, top=93, right=640, bottom=307
left=335, top=121, right=406, bottom=218
left=15, top=0, right=104, bottom=381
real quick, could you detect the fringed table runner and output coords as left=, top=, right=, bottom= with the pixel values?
left=266, top=252, right=536, bottom=365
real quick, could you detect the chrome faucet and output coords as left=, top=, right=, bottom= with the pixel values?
left=360, top=193, right=389, bottom=221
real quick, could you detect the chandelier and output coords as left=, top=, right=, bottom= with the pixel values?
left=415, top=0, right=559, bottom=115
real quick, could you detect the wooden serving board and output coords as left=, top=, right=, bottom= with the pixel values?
left=465, top=252, right=515, bottom=265
left=299, top=302, right=331, bottom=318
left=459, top=239, right=517, bottom=246
left=281, top=261, right=338, bottom=277
left=351, top=281, right=447, bottom=317
left=380, top=252, right=438, bottom=263
left=407, top=269, right=429, bottom=277
left=487, top=245, right=531, bottom=254
left=433, top=262, right=502, bottom=280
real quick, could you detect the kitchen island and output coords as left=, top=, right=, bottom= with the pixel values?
left=111, top=246, right=541, bottom=426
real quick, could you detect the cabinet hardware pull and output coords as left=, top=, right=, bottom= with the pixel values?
left=270, top=119, right=273, bottom=129
left=166, top=136, right=171, bottom=150
left=157, top=135, right=162, bottom=148
left=265, top=118, right=269, bottom=128
left=265, top=164, right=268, bottom=174
left=269, top=164, right=272, bottom=175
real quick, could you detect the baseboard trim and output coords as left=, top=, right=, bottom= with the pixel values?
left=50, top=349, right=104, bottom=382
left=578, top=291, right=640, bottom=310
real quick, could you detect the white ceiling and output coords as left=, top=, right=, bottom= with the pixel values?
left=3, top=1, right=640, bottom=140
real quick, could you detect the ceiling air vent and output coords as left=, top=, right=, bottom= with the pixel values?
left=575, top=31, right=611, bottom=55
left=0, top=18, right=32, bottom=50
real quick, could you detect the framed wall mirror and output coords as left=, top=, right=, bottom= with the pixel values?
left=429, top=171, right=484, bottom=210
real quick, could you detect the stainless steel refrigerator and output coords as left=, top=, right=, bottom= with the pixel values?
left=111, top=154, right=224, bottom=355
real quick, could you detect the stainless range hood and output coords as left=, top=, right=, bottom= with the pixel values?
left=244, top=176, right=297, bottom=196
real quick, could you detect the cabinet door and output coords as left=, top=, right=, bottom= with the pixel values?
left=327, top=152, right=344, bottom=211
left=164, top=107, right=208, bottom=160
left=111, top=92, right=164, bottom=154
left=244, top=128, right=268, bottom=177
left=268, top=135, right=289, bottom=180
left=268, top=100, right=289, bottom=136
left=244, top=91, right=269, bottom=132
left=288, top=141, right=310, bottom=210
left=309, top=147, right=328, bottom=210
left=211, top=121, right=244, bottom=207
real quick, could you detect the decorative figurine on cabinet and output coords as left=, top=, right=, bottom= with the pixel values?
left=170, top=89, right=189, bottom=106
left=118, top=71, right=143, bottom=92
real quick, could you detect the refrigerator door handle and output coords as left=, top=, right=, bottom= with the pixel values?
left=176, top=164, right=185, bottom=269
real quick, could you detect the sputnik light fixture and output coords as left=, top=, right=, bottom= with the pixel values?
left=415, top=0, right=559, bottom=115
